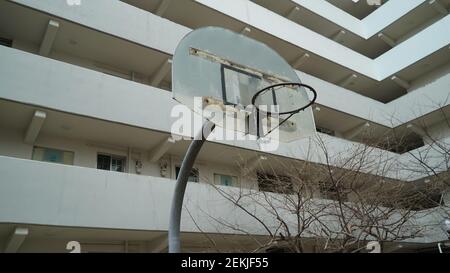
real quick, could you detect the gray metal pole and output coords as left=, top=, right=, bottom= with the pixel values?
left=168, top=121, right=215, bottom=253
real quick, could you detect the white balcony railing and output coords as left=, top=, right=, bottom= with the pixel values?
left=0, top=156, right=447, bottom=243
left=1, top=45, right=449, bottom=181
left=8, top=0, right=450, bottom=125
left=11, top=0, right=450, bottom=81
left=197, top=0, right=450, bottom=80
left=291, top=0, right=427, bottom=39
left=0, top=155, right=271, bottom=235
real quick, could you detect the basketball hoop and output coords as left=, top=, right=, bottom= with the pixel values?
left=251, top=82, right=317, bottom=137
left=169, top=26, right=318, bottom=253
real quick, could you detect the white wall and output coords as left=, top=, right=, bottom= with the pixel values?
left=196, top=0, right=375, bottom=78
left=8, top=36, right=450, bottom=129
left=291, top=0, right=426, bottom=39
left=12, top=0, right=190, bottom=56
left=0, top=155, right=447, bottom=244
left=0, top=156, right=267, bottom=235
left=11, top=1, right=450, bottom=128
left=1, top=0, right=449, bottom=252
left=2, top=45, right=450, bottom=181
left=196, top=0, right=450, bottom=81
left=291, top=0, right=363, bottom=35
left=0, top=127, right=32, bottom=158
left=3, top=40, right=450, bottom=133
left=362, top=0, right=426, bottom=38
left=0, top=125, right=246, bottom=189
left=424, top=120, right=450, bottom=145
left=13, top=0, right=450, bottom=81
left=374, top=14, right=450, bottom=80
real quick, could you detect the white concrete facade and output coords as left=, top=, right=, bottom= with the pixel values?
left=0, top=0, right=449, bottom=252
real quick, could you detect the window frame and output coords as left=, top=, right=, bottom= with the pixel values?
left=31, top=146, right=75, bottom=166
left=214, top=173, right=239, bottom=187
left=96, top=153, right=127, bottom=173
left=257, top=172, right=293, bottom=194
left=175, top=166, right=200, bottom=183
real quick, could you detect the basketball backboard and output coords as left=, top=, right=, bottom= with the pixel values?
left=172, top=27, right=316, bottom=142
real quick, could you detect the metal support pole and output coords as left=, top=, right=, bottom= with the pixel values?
left=168, top=121, right=215, bottom=253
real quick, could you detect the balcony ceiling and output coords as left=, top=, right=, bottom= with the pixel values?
left=0, top=0, right=172, bottom=85
left=0, top=223, right=264, bottom=252
left=0, top=100, right=268, bottom=167
left=4, top=0, right=449, bottom=104
left=326, top=0, right=386, bottom=19
left=202, top=0, right=449, bottom=59
left=1, top=1, right=449, bottom=148
left=3, top=95, right=449, bottom=173
left=123, top=0, right=450, bottom=103
left=250, top=0, right=389, bottom=58
left=146, top=0, right=406, bottom=102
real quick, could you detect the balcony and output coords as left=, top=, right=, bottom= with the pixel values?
left=1, top=44, right=450, bottom=181
left=0, top=155, right=447, bottom=252
left=1, top=0, right=449, bottom=122
left=0, top=155, right=260, bottom=233
left=0, top=155, right=272, bottom=252
left=6, top=0, right=450, bottom=102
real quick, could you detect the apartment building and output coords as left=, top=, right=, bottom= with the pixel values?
left=0, top=0, right=450, bottom=253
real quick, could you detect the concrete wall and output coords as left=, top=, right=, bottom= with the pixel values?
left=11, top=0, right=189, bottom=56
left=1, top=0, right=449, bottom=253
left=0, top=155, right=447, bottom=245
left=0, top=129, right=31, bottom=159
left=1, top=45, right=450, bottom=181
left=5, top=1, right=450, bottom=128
left=291, top=0, right=426, bottom=39
left=0, top=127, right=246, bottom=189
left=0, top=155, right=266, bottom=235
left=196, top=0, right=450, bottom=80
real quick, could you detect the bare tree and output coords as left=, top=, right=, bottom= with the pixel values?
left=203, top=130, right=448, bottom=253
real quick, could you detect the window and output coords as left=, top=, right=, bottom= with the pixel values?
left=214, top=173, right=238, bottom=187
left=257, top=172, right=293, bottom=194
left=175, top=166, right=199, bottom=182
left=32, top=146, right=74, bottom=165
left=97, top=154, right=126, bottom=172
left=221, top=64, right=263, bottom=106
left=319, top=182, right=340, bottom=200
